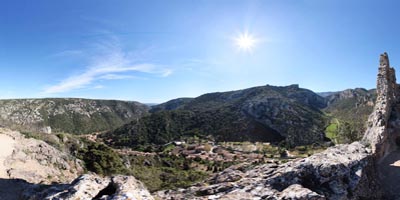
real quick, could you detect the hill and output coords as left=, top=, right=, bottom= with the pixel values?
left=104, top=84, right=328, bottom=149
left=323, top=88, right=376, bottom=143
left=0, top=98, right=148, bottom=134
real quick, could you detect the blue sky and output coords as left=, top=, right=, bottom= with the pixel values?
left=1, top=0, right=400, bottom=103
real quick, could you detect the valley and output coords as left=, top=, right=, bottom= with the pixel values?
left=0, top=80, right=375, bottom=198
left=0, top=57, right=383, bottom=199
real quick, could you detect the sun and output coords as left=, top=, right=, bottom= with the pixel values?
left=234, top=31, right=257, bottom=51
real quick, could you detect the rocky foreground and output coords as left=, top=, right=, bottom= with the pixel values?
left=24, top=174, right=154, bottom=200
left=156, top=142, right=376, bottom=200
left=0, top=128, right=154, bottom=200
left=0, top=128, right=83, bottom=184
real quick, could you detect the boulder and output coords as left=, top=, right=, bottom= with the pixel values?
left=25, top=174, right=154, bottom=200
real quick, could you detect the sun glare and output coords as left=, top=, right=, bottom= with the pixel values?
left=234, top=31, right=257, bottom=51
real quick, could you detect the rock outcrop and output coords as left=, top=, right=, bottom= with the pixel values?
left=0, top=128, right=83, bottom=184
left=324, top=88, right=375, bottom=107
left=156, top=142, right=379, bottom=200
left=363, top=52, right=400, bottom=159
left=24, top=174, right=154, bottom=200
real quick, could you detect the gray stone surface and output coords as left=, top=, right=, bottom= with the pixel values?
left=156, top=142, right=378, bottom=200
left=363, top=52, right=399, bottom=159
left=0, top=128, right=84, bottom=184
left=25, top=174, right=154, bottom=200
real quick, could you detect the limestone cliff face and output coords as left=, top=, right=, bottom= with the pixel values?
left=0, top=128, right=84, bottom=184
left=363, top=52, right=399, bottom=159
left=325, top=88, right=375, bottom=107
left=0, top=98, right=148, bottom=134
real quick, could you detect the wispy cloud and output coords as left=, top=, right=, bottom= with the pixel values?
left=43, top=36, right=172, bottom=94
left=51, top=50, right=84, bottom=58
left=99, top=74, right=137, bottom=80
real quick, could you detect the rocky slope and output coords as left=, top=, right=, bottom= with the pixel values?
left=0, top=98, right=148, bottom=134
left=156, top=142, right=377, bottom=200
left=0, top=128, right=84, bottom=184
left=24, top=174, right=154, bottom=200
left=323, top=88, right=376, bottom=143
left=105, top=84, right=327, bottom=148
left=325, top=88, right=375, bottom=107
left=0, top=128, right=154, bottom=200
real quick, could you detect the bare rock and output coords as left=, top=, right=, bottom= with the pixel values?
left=0, top=128, right=83, bottom=184
left=26, top=174, right=154, bottom=200
left=279, top=184, right=326, bottom=200
left=156, top=142, right=377, bottom=200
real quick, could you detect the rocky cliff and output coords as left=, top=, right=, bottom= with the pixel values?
left=324, top=88, right=375, bottom=107
left=323, top=88, right=376, bottom=143
left=0, top=128, right=84, bottom=184
left=0, top=128, right=85, bottom=200
left=363, top=52, right=400, bottom=159
left=0, top=98, right=148, bottom=134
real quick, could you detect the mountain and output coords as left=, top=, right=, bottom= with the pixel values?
left=325, top=88, right=376, bottom=107
left=150, top=98, right=194, bottom=112
left=323, top=88, right=376, bottom=143
left=104, top=84, right=328, bottom=148
left=0, top=98, right=148, bottom=134
left=317, top=91, right=339, bottom=97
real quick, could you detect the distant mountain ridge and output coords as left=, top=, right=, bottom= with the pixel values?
left=317, top=91, right=339, bottom=97
left=0, top=98, right=148, bottom=134
left=323, top=88, right=376, bottom=143
left=325, top=88, right=376, bottom=106
left=0, top=86, right=376, bottom=147
left=150, top=98, right=194, bottom=112
left=105, top=84, right=328, bottom=148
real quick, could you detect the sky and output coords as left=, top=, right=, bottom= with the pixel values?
left=1, top=0, right=400, bottom=103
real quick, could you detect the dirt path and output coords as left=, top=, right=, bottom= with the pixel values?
left=0, top=134, right=15, bottom=178
left=379, top=149, right=400, bottom=199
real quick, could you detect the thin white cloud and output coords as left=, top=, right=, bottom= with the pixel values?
left=51, top=50, right=84, bottom=58
left=161, top=69, right=173, bottom=77
left=99, top=74, right=137, bottom=80
left=93, top=85, right=105, bottom=89
left=43, top=36, right=172, bottom=94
